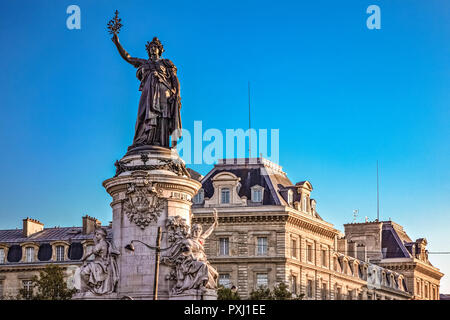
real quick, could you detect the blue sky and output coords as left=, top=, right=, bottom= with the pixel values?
left=0, top=1, right=449, bottom=291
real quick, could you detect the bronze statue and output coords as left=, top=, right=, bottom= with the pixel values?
left=108, top=11, right=182, bottom=150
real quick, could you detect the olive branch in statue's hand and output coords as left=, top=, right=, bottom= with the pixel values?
left=107, top=10, right=123, bottom=35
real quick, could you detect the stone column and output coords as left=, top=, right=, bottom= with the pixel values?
left=103, top=147, right=201, bottom=300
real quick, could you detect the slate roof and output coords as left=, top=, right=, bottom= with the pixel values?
left=199, top=158, right=293, bottom=206
left=0, top=227, right=112, bottom=244
left=196, top=158, right=323, bottom=220
left=381, top=222, right=416, bottom=259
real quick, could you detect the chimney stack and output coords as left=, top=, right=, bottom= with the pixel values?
left=337, top=237, right=348, bottom=255
left=82, top=215, right=101, bottom=235
left=357, top=244, right=367, bottom=262
left=23, top=218, right=44, bottom=237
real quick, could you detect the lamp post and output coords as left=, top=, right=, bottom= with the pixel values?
left=125, top=226, right=163, bottom=300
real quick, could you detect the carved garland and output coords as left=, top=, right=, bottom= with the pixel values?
left=115, top=156, right=190, bottom=177
left=122, top=182, right=166, bottom=229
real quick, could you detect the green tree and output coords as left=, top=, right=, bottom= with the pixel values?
left=272, top=282, right=292, bottom=300
left=217, top=286, right=241, bottom=300
left=18, top=264, right=76, bottom=300
left=249, top=285, right=273, bottom=300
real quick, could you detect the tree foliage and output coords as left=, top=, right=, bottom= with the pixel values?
left=272, top=282, right=292, bottom=300
left=18, top=264, right=76, bottom=300
left=250, top=283, right=298, bottom=300
left=217, top=286, right=241, bottom=300
left=249, top=285, right=274, bottom=300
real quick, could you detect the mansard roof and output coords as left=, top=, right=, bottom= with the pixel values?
left=199, top=158, right=292, bottom=206
left=0, top=226, right=112, bottom=244
left=196, top=158, right=322, bottom=220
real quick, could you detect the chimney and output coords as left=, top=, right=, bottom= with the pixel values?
left=337, top=238, right=348, bottom=255
left=348, top=241, right=357, bottom=258
left=82, top=215, right=101, bottom=235
left=357, top=244, right=367, bottom=262
left=23, top=218, right=44, bottom=237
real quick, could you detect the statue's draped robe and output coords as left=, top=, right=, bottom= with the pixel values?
left=80, top=240, right=119, bottom=295
left=165, top=237, right=218, bottom=294
left=131, top=58, right=181, bottom=147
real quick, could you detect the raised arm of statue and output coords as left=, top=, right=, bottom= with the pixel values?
left=201, top=209, right=218, bottom=240
left=112, top=33, right=146, bottom=68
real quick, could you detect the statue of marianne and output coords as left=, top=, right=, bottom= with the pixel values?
left=111, top=32, right=182, bottom=149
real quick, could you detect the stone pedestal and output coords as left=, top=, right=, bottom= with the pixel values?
left=72, top=292, right=118, bottom=300
left=103, top=146, right=201, bottom=300
left=168, top=289, right=218, bottom=300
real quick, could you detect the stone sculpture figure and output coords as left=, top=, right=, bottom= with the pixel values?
left=163, top=210, right=219, bottom=296
left=108, top=12, right=182, bottom=150
left=73, top=227, right=120, bottom=295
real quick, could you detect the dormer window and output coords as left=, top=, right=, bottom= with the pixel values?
left=221, top=188, right=230, bottom=204
left=0, top=248, right=5, bottom=264
left=287, top=190, right=294, bottom=206
left=303, top=195, right=308, bottom=213
left=251, top=185, right=264, bottom=203
left=25, top=247, right=34, bottom=263
left=193, top=189, right=204, bottom=204
left=56, top=245, right=65, bottom=261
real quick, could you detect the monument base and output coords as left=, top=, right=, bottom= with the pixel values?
left=72, top=291, right=119, bottom=300
left=169, top=289, right=218, bottom=300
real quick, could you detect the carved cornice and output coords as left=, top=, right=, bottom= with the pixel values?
left=286, top=214, right=337, bottom=239
left=193, top=213, right=288, bottom=225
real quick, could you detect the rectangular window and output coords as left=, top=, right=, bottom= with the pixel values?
left=307, top=279, right=313, bottom=298
left=193, top=189, right=204, bottom=204
left=56, top=245, right=65, bottom=261
left=25, top=247, right=34, bottom=263
left=257, top=237, right=268, bottom=256
left=291, top=239, right=297, bottom=258
left=303, top=196, right=308, bottom=212
left=291, top=276, right=297, bottom=294
left=22, top=280, right=33, bottom=299
left=221, top=188, right=230, bottom=204
left=322, top=249, right=327, bottom=267
left=287, top=190, right=293, bottom=205
left=336, top=287, right=342, bottom=300
left=252, top=189, right=262, bottom=202
left=348, top=289, right=354, bottom=300
left=0, top=248, right=5, bottom=264
left=219, top=238, right=229, bottom=256
left=256, top=273, right=268, bottom=288
left=219, top=274, right=231, bottom=288
left=321, top=283, right=327, bottom=299
left=306, top=244, right=313, bottom=262
left=0, top=280, right=3, bottom=298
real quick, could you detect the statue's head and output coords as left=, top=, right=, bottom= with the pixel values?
left=191, top=224, right=202, bottom=238
left=146, top=37, right=164, bottom=58
left=94, top=227, right=107, bottom=243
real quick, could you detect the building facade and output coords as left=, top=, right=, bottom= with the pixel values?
left=191, top=158, right=440, bottom=300
left=0, top=158, right=443, bottom=300
left=0, top=216, right=107, bottom=299
left=344, top=221, right=443, bottom=300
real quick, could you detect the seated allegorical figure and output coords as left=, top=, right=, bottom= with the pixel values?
left=73, top=227, right=120, bottom=295
left=163, top=210, right=219, bottom=295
